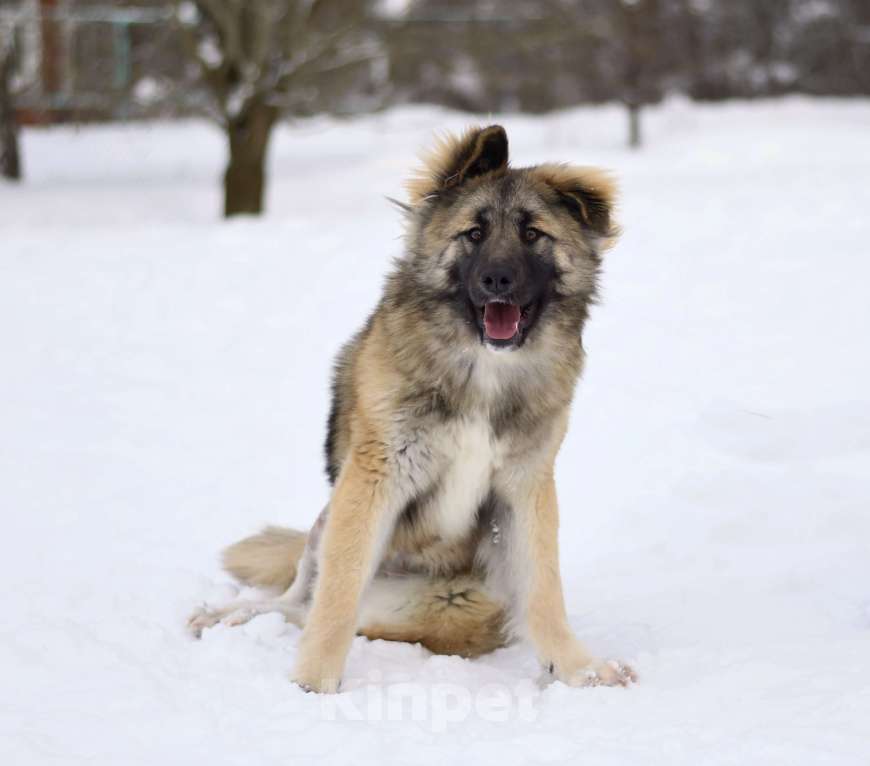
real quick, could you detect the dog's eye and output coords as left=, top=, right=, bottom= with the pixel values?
left=525, top=227, right=541, bottom=243
left=466, top=227, right=483, bottom=243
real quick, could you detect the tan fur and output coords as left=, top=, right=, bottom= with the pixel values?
left=383, top=518, right=481, bottom=577
left=222, top=526, right=308, bottom=593
left=197, top=536, right=506, bottom=659
left=405, top=125, right=508, bottom=205
left=520, top=471, right=633, bottom=686
left=294, top=460, right=390, bottom=691
left=191, top=125, right=636, bottom=693
left=293, top=331, right=401, bottom=691
left=529, top=163, right=618, bottom=215
left=522, top=472, right=598, bottom=677
left=359, top=576, right=506, bottom=658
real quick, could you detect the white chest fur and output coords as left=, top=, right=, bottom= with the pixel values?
left=423, top=415, right=502, bottom=540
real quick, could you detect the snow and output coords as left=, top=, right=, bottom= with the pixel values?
left=177, top=1, right=200, bottom=27
left=2, top=98, right=870, bottom=764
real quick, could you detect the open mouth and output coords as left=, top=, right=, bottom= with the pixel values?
left=479, top=301, right=535, bottom=346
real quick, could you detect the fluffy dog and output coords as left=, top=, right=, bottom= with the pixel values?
left=189, top=125, right=635, bottom=693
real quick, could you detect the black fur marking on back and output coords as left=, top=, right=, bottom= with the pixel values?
left=324, top=370, right=345, bottom=485
left=324, top=399, right=341, bottom=485
left=324, top=316, right=374, bottom=485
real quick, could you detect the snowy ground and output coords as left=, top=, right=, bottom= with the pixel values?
left=2, top=98, right=869, bottom=765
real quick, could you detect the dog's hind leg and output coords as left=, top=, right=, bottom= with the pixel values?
left=190, top=513, right=507, bottom=659
left=187, top=597, right=306, bottom=638
left=188, top=509, right=329, bottom=638
left=357, top=574, right=508, bottom=658
left=189, top=569, right=508, bottom=659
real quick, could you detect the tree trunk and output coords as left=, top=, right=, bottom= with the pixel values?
left=223, top=99, right=277, bottom=217
left=0, top=41, right=21, bottom=182
left=627, top=102, right=641, bottom=149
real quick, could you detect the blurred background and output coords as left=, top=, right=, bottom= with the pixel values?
left=2, top=4, right=870, bottom=762
left=2, top=0, right=869, bottom=212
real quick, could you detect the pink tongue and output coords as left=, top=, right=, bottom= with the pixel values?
left=483, top=303, right=521, bottom=340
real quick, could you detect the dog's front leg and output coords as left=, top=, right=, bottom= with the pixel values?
left=292, top=445, right=395, bottom=693
left=510, top=470, right=636, bottom=688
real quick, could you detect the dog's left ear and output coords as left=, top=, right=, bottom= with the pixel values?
left=406, top=125, right=509, bottom=205
left=532, top=163, right=620, bottom=245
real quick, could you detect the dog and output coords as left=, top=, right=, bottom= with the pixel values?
left=189, top=125, right=635, bottom=693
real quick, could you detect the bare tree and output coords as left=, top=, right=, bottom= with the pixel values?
left=175, top=0, right=379, bottom=217
left=0, top=23, right=21, bottom=180
left=613, top=0, right=663, bottom=148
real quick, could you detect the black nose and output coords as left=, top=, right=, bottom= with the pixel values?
left=479, top=266, right=515, bottom=297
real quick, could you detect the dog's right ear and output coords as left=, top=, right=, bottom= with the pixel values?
left=406, top=125, right=509, bottom=205
left=530, top=163, right=620, bottom=247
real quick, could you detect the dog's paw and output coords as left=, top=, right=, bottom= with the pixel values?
left=187, top=603, right=265, bottom=638
left=291, top=654, right=343, bottom=694
left=220, top=606, right=263, bottom=627
left=186, top=606, right=222, bottom=639
left=547, top=655, right=637, bottom=688
left=292, top=676, right=342, bottom=694
left=565, top=659, right=637, bottom=688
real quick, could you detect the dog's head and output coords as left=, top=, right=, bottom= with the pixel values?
left=399, top=125, right=619, bottom=351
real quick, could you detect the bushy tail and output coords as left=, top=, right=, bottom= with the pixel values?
left=222, top=526, right=307, bottom=593
left=358, top=575, right=507, bottom=658
left=220, top=529, right=507, bottom=657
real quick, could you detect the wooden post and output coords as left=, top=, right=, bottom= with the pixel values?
left=39, top=0, right=62, bottom=101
